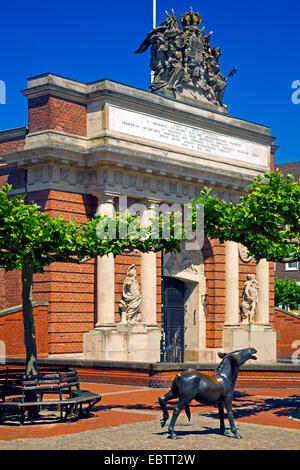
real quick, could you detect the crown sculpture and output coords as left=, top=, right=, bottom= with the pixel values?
left=135, top=7, right=237, bottom=112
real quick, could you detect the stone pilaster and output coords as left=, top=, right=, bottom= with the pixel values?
left=223, top=240, right=244, bottom=353
left=224, top=241, right=239, bottom=325
left=256, top=258, right=270, bottom=325
left=95, top=194, right=116, bottom=327
left=140, top=200, right=158, bottom=326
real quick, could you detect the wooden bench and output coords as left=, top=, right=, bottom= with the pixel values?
left=0, top=367, right=102, bottom=425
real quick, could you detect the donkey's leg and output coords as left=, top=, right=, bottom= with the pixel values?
left=158, top=389, right=177, bottom=428
left=168, top=396, right=191, bottom=440
left=224, top=396, right=242, bottom=439
left=218, top=402, right=230, bottom=437
left=158, top=374, right=180, bottom=428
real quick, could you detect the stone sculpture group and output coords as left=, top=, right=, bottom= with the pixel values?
left=135, top=6, right=237, bottom=110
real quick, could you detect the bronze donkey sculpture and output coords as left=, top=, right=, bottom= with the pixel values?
left=158, top=347, right=257, bottom=440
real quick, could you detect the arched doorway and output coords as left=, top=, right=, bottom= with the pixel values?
left=163, top=277, right=185, bottom=363
left=162, top=246, right=207, bottom=363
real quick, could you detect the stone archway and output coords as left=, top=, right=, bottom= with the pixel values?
left=163, top=247, right=206, bottom=362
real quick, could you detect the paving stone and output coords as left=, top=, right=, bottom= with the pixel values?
left=0, top=414, right=299, bottom=450
left=0, top=384, right=298, bottom=450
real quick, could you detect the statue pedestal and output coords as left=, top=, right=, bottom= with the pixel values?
left=185, top=348, right=225, bottom=363
left=83, top=323, right=161, bottom=362
left=223, top=323, right=276, bottom=362
left=155, top=85, right=228, bottom=114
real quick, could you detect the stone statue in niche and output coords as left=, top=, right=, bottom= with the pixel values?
left=241, top=274, right=259, bottom=324
left=119, top=265, right=142, bottom=324
left=135, top=6, right=238, bottom=110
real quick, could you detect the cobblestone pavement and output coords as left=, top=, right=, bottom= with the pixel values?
left=0, top=384, right=299, bottom=451
left=0, top=414, right=299, bottom=450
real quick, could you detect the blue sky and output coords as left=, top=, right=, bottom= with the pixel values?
left=0, top=0, right=299, bottom=164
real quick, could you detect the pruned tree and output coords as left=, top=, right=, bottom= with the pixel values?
left=0, top=185, right=180, bottom=375
left=275, top=278, right=300, bottom=311
left=194, top=171, right=300, bottom=263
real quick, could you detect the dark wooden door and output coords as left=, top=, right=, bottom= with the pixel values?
left=163, top=277, right=185, bottom=363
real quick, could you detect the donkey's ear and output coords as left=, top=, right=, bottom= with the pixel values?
left=218, top=353, right=226, bottom=359
left=231, top=353, right=241, bottom=363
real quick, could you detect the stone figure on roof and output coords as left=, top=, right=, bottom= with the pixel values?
left=135, top=6, right=237, bottom=112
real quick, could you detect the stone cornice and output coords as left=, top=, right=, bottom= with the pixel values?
left=22, top=83, right=87, bottom=104
left=0, top=124, right=269, bottom=180
left=0, top=126, right=28, bottom=141
left=20, top=162, right=250, bottom=206
left=22, top=74, right=276, bottom=148
left=0, top=141, right=264, bottom=191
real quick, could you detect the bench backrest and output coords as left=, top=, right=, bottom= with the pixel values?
left=0, top=368, right=81, bottom=400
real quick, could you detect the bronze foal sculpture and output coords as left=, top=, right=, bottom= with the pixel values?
left=158, top=347, right=257, bottom=440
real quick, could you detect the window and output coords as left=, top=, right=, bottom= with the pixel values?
left=285, top=262, right=299, bottom=271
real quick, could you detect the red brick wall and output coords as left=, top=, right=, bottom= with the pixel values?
left=273, top=308, right=300, bottom=360
left=270, top=152, right=275, bottom=172
left=276, top=162, right=300, bottom=180
left=28, top=189, right=96, bottom=222
left=32, top=261, right=96, bottom=355
left=275, top=260, right=300, bottom=284
left=28, top=190, right=97, bottom=355
left=0, top=188, right=98, bottom=356
left=0, top=167, right=25, bottom=313
left=0, top=269, right=4, bottom=310
left=28, top=95, right=87, bottom=136
left=0, top=137, right=26, bottom=195
left=0, top=167, right=26, bottom=190
left=156, top=252, right=162, bottom=327
left=0, top=269, right=22, bottom=311
left=0, top=304, right=49, bottom=358
left=269, top=262, right=275, bottom=326
left=0, top=137, right=25, bottom=155
left=203, top=237, right=225, bottom=348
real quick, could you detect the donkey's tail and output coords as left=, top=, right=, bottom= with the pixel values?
left=171, top=373, right=181, bottom=393
left=185, top=404, right=191, bottom=421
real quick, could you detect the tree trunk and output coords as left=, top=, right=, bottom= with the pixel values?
left=22, top=262, right=38, bottom=376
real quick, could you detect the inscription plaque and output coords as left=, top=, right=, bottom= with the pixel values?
left=108, top=106, right=269, bottom=167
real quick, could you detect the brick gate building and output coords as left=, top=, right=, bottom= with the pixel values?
left=0, top=73, right=278, bottom=363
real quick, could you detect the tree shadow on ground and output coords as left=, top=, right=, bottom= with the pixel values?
left=200, top=394, right=300, bottom=421
left=98, top=390, right=300, bottom=422
left=0, top=406, right=64, bottom=427
left=0, top=402, right=97, bottom=426
left=99, top=401, right=213, bottom=413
